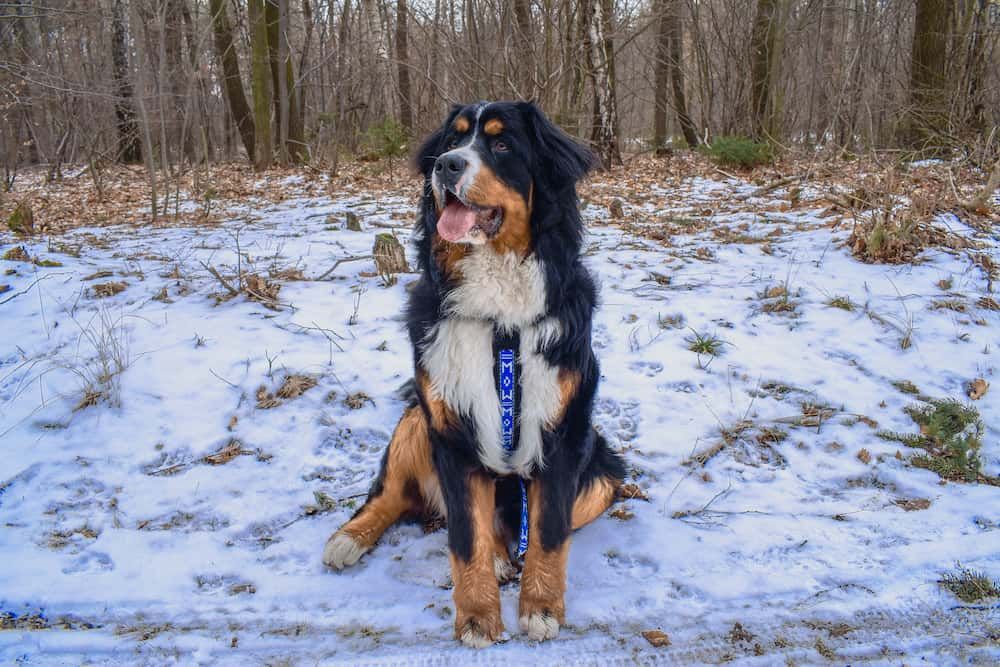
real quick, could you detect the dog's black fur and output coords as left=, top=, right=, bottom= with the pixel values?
left=326, top=101, right=625, bottom=646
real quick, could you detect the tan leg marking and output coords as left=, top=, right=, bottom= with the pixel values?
left=547, top=368, right=581, bottom=428
left=323, top=406, right=437, bottom=569
left=452, top=474, right=504, bottom=648
left=417, top=368, right=455, bottom=433
left=571, top=476, right=619, bottom=530
left=518, top=482, right=569, bottom=641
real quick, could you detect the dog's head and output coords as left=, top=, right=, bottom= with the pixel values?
left=414, top=101, right=595, bottom=256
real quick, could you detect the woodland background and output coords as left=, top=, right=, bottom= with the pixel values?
left=2, top=0, right=999, bottom=186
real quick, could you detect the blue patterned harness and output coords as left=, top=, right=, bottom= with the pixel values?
left=497, top=346, right=530, bottom=558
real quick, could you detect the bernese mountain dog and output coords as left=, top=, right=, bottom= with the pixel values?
left=323, top=101, right=625, bottom=648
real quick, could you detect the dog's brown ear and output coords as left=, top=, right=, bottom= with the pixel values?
left=413, top=104, right=464, bottom=177
left=517, top=101, right=596, bottom=190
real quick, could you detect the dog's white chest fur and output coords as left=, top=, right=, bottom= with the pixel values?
left=421, top=248, right=564, bottom=476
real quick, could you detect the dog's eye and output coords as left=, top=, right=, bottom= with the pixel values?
left=447, top=139, right=459, bottom=150
left=493, top=140, right=509, bottom=152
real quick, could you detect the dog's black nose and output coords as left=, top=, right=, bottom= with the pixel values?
left=434, top=153, right=467, bottom=178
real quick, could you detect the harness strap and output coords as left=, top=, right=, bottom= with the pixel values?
left=497, top=342, right=529, bottom=559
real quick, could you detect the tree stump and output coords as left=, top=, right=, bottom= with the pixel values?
left=373, top=233, right=408, bottom=285
left=345, top=211, right=362, bottom=231
left=8, top=202, right=34, bottom=235
left=609, top=198, right=625, bottom=219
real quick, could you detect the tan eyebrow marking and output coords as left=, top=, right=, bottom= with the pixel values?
left=483, top=118, right=504, bottom=136
left=453, top=116, right=470, bottom=133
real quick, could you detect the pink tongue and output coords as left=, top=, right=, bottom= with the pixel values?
left=437, top=201, right=478, bottom=242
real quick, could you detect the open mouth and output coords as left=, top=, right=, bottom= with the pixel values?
left=437, top=190, right=503, bottom=242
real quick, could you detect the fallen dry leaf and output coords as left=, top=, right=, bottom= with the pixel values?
left=92, top=281, right=127, bottom=298
left=894, top=498, right=931, bottom=512
left=617, top=483, right=649, bottom=501
left=641, top=629, right=670, bottom=647
left=202, top=439, right=249, bottom=465
left=968, top=378, right=989, bottom=401
left=609, top=507, right=634, bottom=521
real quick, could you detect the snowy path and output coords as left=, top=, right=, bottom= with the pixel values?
left=1, top=178, right=998, bottom=664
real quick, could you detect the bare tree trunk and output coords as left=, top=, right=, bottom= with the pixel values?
left=957, top=0, right=987, bottom=132
left=395, top=0, right=413, bottom=131
left=209, top=0, right=255, bottom=161
left=588, top=0, right=620, bottom=168
left=902, top=0, right=952, bottom=148
left=653, top=1, right=670, bottom=150
left=264, top=0, right=305, bottom=163
left=8, top=0, right=40, bottom=164
left=667, top=1, right=698, bottom=147
left=164, top=0, right=188, bottom=161
left=277, top=0, right=290, bottom=164
left=512, top=0, right=533, bottom=98
left=654, top=0, right=698, bottom=149
left=749, top=0, right=781, bottom=140
left=180, top=0, right=213, bottom=162
left=250, top=0, right=273, bottom=170
left=112, top=0, right=141, bottom=163
left=299, top=0, right=315, bottom=137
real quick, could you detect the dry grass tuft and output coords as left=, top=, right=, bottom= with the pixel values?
left=276, top=374, right=318, bottom=399
left=685, top=330, right=726, bottom=357
left=257, top=374, right=318, bottom=409
left=977, top=296, right=999, bottom=311
left=202, top=439, right=252, bottom=465
left=759, top=284, right=798, bottom=314
left=3, top=245, right=31, bottom=262
left=893, top=498, right=931, bottom=512
left=826, top=295, right=856, bottom=311
left=891, top=380, right=922, bottom=395
left=255, top=386, right=283, bottom=409
left=938, top=564, right=1000, bottom=603
left=848, top=210, right=923, bottom=264
left=64, top=307, right=131, bottom=411
left=270, top=266, right=306, bottom=281
left=344, top=391, right=374, bottom=410
left=91, top=281, right=128, bottom=298
left=930, top=298, right=967, bottom=313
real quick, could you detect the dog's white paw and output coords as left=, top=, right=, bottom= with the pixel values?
left=519, top=612, right=560, bottom=641
left=322, top=532, right=368, bottom=570
left=459, top=624, right=497, bottom=649
left=493, top=554, right=517, bottom=584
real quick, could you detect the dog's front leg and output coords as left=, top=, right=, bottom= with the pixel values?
left=518, top=476, right=573, bottom=641
left=434, top=449, right=503, bottom=648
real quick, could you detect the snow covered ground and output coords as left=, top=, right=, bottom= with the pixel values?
left=1, top=173, right=998, bottom=665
